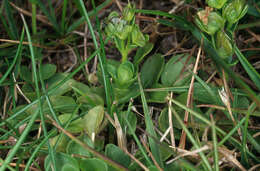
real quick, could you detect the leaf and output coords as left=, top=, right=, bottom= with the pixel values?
left=148, top=165, right=159, bottom=171
left=20, top=65, right=32, bottom=83
left=49, top=135, right=70, bottom=152
left=140, top=53, right=165, bottom=88
left=105, top=144, right=131, bottom=168
left=161, top=54, right=193, bottom=86
left=44, top=152, right=80, bottom=171
left=46, top=73, right=76, bottom=96
left=62, top=164, right=79, bottom=171
left=58, top=114, right=84, bottom=133
left=39, top=64, right=57, bottom=80
left=43, top=96, right=77, bottom=114
left=66, top=137, right=93, bottom=157
left=159, top=107, right=183, bottom=130
left=79, top=158, right=108, bottom=171
left=117, top=111, right=137, bottom=135
left=193, top=83, right=222, bottom=104
left=84, top=105, right=104, bottom=137
left=146, top=83, right=168, bottom=103
left=134, top=42, right=154, bottom=66
left=77, top=92, right=104, bottom=107
left=71, top=81, right=90, bottom=95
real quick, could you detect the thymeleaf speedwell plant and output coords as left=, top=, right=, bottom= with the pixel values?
left=102, top=3, right=153, bottom=101
left=105, top=3, right=149, bottom=62
left=195, top=0, right=248, bottom=62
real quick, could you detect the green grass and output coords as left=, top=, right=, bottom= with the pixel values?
left=0, top=1, right=259, bottom=171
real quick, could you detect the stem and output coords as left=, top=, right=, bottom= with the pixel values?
left=31, top=3, right=36, bottom=34
left=121, top=50, right=128, bottom=62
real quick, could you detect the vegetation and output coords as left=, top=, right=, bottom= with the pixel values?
left=0, top=0, right=259, bottom=170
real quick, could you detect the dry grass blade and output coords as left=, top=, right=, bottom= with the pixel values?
left=9, top=2, right=52, bottom=26
left=179, top=41, right=203, bottom=149
left=167, top=145, right=210, bottom=164
left=140, top=136, right=163, bottom=171
left=0, top=162, right=40, bottom=171
left=113, top=112, right=127, bottom=150
left=168, top=92, right=176, bottom=148
left=207, top=143, right=247, bottom=171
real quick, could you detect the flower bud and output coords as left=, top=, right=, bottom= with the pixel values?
left=131, top=25, right=148, bottom=47
left=115, top=22, right=132, bottom=40
left=206, top=0, right=227, bottom=9
left=117, top=61, right=134, bottom=87
left=223, top=0, right=248, bottom=24
left=216, top=31, right=233, bottom=59
left=195, top=10, right=225, bottom=35
left=123, top=3, right=135, bottom=22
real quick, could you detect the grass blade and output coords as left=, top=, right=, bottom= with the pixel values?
left=0, top=14, right=40, bottom=171
left=138, top=76, right=163, bottom=168
left=234, top=45, right=260, bottom=90
left=210, top=115, right=219, bottom=171
left=170, top=107, right=212, bottom=171
left=0, top=28, right=24, bottom=85
left=3, top=0, right=18, bottom=39
left=77, top=0, right=113, bottom=113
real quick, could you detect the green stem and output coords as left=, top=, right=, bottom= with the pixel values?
left=31, top=3, right=36, bottom=34
left=61, top=0, right=68, bottom=34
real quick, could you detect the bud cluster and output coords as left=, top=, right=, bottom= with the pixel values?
left=105, top=3, right=149, bottom=62
left=195, top=0, right=248, bottom=61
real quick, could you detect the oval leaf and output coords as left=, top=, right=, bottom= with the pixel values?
left=40, top=64, right=57, bottom=80
left=84, top=105, right=104, bottom=137
left=79, top=158, right=108, bottom=171
left=140, top=53, right=165, bottom=88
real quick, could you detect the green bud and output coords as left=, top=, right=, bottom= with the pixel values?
left=195, top=10, right=225, bottom=35
left=131, top=25, right=148, bottom=47
left=107, top=11, right=120, bottom=21
left=105, top=22, right=116, bottom=38
left=206, top=0, right=227, bottom=9
left=216, top=31, right=233, bottom=60
left=117, top=61, right=135, bottom=87
left=223, top=0, right=248, bottom=24
left=115, top=21, right=132, bottom=40
left=123, top=3, right=135, bottom=22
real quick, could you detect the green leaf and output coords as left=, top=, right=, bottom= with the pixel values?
left=148, top=165, right=159, bottom=171
left=116, top=61, right=135, bottom=88
left=44, top=152, right=79, bottom=171
left=43, top=96, right=77, bottom=114
left=134, top=42, right=154, bottom=66
left=140, top=53, right=165, bottom=88
left=105, top=144, right=131, bottom=168
left=20, top=65, right=32, bottom=83
left=58, top=114, right=84, bottom=133
left=46, top=73, right=76, bottom=96
left=84, top=105, right=104, bottom=137
left=39, top=64, right=57, bottom=80
left=66, top=136, right=93, bottom=157
left=78, top=92, right=104, bottom=107
left=79, top=158, right=108, bottom=171
left=62, top=164, right=79, bottom=171
left=146, top=83, right=168, bottom=103
left=161, top=54, right=192, bottom=86
left=117, top=111, right=137, bottom=135
left=49, top=135, right=70, bottom=152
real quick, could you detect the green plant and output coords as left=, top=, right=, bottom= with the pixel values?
left=195, top=0, right=248, bottom=62
left=104, top=3, right=149, bottom=62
